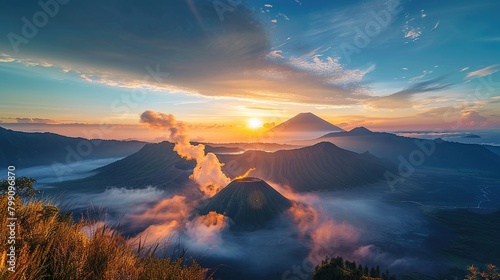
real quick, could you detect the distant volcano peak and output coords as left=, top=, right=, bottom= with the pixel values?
left=267, top=112, right=345, bottom=134
left=296, top=112, right=315, bottom=117
left=199, top=177, right=292, bottom=230
left=349, top=127, right=372, bottom=135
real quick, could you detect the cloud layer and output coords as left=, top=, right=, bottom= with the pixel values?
left=368, top=76, right=452, bottom=108
left=0, top=0, right=376, bottom=106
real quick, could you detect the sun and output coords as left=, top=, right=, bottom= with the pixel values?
left=247, top=118, right=263, bottom=130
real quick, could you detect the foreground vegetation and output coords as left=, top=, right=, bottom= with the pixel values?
left=0, top=178, right=211, bottom=280
left=466, top=264, right=500, bottom=280
left=313, top=256, right=397, bottom=280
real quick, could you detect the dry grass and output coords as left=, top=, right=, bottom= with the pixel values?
left=0, top=195, right=211, bottom=280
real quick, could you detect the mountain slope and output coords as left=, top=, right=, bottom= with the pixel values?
left=62, top=141, right=392, bottom=193
left=218, top=142, right=393, bottom=192
left=57, top=141, right=196, bottom=192
left=58, top=142, right=238, bottom=192
left=199, top=177, right=292, bottom=230
left=0, top=126, right=145, bottom=168
left=317, top=127, right=500, bottom=172
left=266, top=113, right=344, bottom=140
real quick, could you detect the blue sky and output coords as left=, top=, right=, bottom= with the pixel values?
left=0, top=0, right=499, bottom=140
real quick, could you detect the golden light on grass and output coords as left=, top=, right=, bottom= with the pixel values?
left=0, top=194, right=210, bottom=279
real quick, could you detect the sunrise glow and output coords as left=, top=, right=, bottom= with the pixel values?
left=247, top=118, right=263, bottom=130
left=1, top=2, right=500, bottom=279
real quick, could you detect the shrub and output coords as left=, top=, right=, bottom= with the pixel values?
left=466, top=264, right=500, bottom=280
left=313, top=256, right=396, bottom=280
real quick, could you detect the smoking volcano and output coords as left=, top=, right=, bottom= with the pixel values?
left=199, top=177, right=292, bottom=230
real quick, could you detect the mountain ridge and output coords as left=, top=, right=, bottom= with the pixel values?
left=59, top=141, right=393, bottom=193
left=316, top=128, right=500, bottom=172
left=0, top=126, right=145, bottom=168
left=218, top=141, right=394, bottom=192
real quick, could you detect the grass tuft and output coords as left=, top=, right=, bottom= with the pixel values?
left=0, top=195, right=211, bottom=280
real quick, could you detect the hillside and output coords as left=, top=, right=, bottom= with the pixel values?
left=218, top=142, right=394, bottom=192
left=0, top=193, right=210, bottom=279
left=0, top=126, right=145, bottom=168
left=317, top=127, right=500, bottom=172
left=61, top=141, right=392, bottom=193
left=56, top=141, right=196, bottom=192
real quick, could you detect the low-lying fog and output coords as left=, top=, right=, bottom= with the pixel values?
left=15, top=155, right=498, bottom=279
left=1, top=158, right=122, bottom=187
left=7, top=144, right=499, bottom=280
left=56, top=181, right=449, bottom=280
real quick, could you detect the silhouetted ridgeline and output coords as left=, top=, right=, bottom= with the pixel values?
left=319, top=127, right=500, bottom=172
left=0, top=126, right=145, bottom=168
left=55, top=141, right=196, bottom=192
left=219, top=142, right=395, bottom=192
left=61, top=141, right=394, bottom=192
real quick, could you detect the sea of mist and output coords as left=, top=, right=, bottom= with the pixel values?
left=55, top=181, right=447, bottom=280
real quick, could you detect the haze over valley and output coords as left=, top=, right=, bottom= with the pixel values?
left=2, top=112, right=500, bottom=279
left=1, top=1, right=500, bottom=279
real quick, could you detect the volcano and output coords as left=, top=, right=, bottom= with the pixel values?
left=268, top=112, right=344, bottom=134
left=199, top=177, right=292, bottom=230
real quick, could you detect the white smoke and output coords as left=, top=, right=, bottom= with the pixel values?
left=140, top=110, right=230, bottom=197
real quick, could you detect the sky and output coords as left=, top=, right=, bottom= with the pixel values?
left=0, top=0, right=499, bottom=142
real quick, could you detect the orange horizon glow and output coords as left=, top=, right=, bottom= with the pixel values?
left=0, top=110, right=496, bottom=143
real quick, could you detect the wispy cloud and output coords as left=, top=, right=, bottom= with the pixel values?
left=304, top=0, right=401, bottom=51
left=266, top=50, right=284, bottom=59
left=403, top=27, right=422, bottom=41
left=397, top=76, right=452, bottom=95
left=277, top=12, right=290, bottom=21
left=477, top=37, right=500, bottom=42
left=367, top=76, right=452, bottom=108
left=244, top=106, right=283, bottom=111
left=465, top=64, right=499, bottom=79
left=0, top=53, right=53, bottom=67
left=288, top=55, right=374, bottom=86
left=0, top=53, right=15, bottom=63
left=431, top=20, right=440, bottom=31
left=460, top=111, right=488, bottom=127
left=409, top=70, right=433, bottom=82
left=15, top=117, right=59, bottom=124
left=402, top=5, right=434, bottom=43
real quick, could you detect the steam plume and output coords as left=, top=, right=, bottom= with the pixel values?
left=234, top=167, right=255, bottom=180
left=272, top=183, right=360, bottom=263
left=140, top=110, right=230, bottom=197
left=185, top=211, right=228, bottom=249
